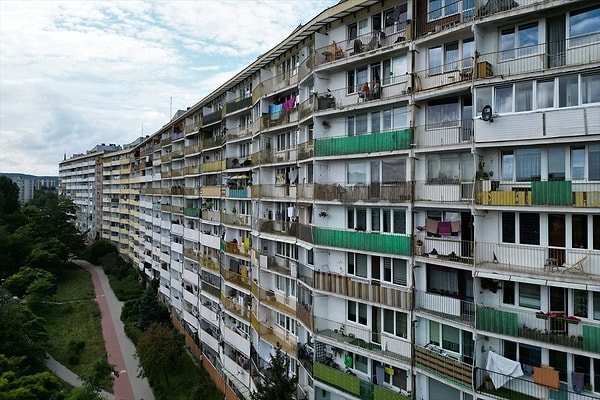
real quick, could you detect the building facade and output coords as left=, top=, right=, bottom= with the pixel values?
left=60, top=0, right=600, bottom=399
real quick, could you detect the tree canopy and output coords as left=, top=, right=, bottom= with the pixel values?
left=251, top=343, right=298, bottom=400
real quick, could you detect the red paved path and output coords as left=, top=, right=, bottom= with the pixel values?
left=87, top=266, right=136, bottom=400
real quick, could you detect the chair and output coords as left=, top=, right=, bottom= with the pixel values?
left=562, top=255, right=589, bottom=275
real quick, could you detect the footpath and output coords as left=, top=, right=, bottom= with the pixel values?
left=46, top=259, right=154, bottom=400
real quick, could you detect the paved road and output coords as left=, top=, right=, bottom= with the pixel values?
left=48, top=259, right=155, bottom=400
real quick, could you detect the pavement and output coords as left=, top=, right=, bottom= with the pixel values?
left=46, top=259, right=154, bottom=400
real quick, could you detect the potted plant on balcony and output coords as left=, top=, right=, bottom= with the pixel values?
left=476, top=160, right=496, bottom=191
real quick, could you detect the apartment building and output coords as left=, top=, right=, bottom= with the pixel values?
left=60, top=0, right=599, bottom=399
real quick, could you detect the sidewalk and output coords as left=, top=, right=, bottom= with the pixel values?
left=46, top=354, right=114, bottom=400
left=75, top=259, right=154, bottom=400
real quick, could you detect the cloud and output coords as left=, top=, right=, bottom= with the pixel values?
left=0, top=0, right=336, bottom=175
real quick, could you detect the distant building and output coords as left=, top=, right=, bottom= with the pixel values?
left=0, top=173, right=58, bottom=203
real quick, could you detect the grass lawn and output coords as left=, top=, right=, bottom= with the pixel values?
left=34, top=262, right=112, bottom=391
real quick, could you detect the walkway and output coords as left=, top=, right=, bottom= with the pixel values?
left=67, top=259, right=154, bottom=400
left=46, top=354, right=114, bottom=400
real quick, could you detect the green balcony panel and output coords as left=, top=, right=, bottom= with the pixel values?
left=314, top=363, right=360, bottom=396
left=531, top=181, right=572, bottom=205
left=315, top=129, right=413, bottom=157
left=313, top=228, right=411, bottom=256
left=226, top=96, right=252, bottom=114
left=374, top=385, right=410, bottom=400
left=184, top=208, right=200, bottom=218
left=476, top=306, right=518, bottom=337
left=583, top=325, right=600, bottom=353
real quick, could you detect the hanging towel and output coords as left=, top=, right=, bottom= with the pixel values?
left=425, top=218, right=438, bottom=235
left=451, top=220, right=461, bottom=233
left=375, top=365, right=385, bottom=386
left=438, top=221, right=452, bottom=237
left=486, top=351, right=524, bottom=389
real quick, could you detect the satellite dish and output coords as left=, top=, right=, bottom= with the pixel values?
left=482, top=105, right=493, bottom=122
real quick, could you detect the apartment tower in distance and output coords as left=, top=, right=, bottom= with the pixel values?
left=59, top=0, right=600, bottom=399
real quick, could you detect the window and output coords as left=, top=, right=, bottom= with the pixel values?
left=594, top=292, right=600, bottom=320
left=519, top=343, right=541, bottom=368
left=381, top=158, right=406, bottom=184
left=569, top=5, right=600, bottom=47
left=428, top=266, right=459, bottom=296
left=502, top=212, right=515, bottom=243
left=427, top=99, right=459, bottom=128
left=515, top=81, right=533, bottom=112
left=503, top=281, right=515, bottom=304
left=520, top=213, right=540, bottom=245
left=428, top=41, right=467, bottom=74
left=571, top=147, right=585, bottom=180
left=276, top=313, right=296, bottom=335
left=500, top=23, right=539, bottom=60
left=427, top=153, right=460, bottom=182
left=573, top=290, right=588, bottom=318
left=348, top=300, right=368, bottom=325
left=495, top=86, right=513, bottom=113
left=581, top=73, right=600, bottom=104
left=548, top=148, right=565, bottom=180
left=537, top=80, right=554, bottom=109
left=428, top=46, right=442, bottom=75
left=382, top=55, right=408, bottom=85
left=347, top=162, right=366, bottom=184
left=430, top=320, right=440, bottom=345
left=501, top=151, right=514, bottom=181
left=347, top=67, right=368, bottom=94
left=428, top=0, right=458, bottom=21
left=519, top=283, right=541, bottom=309
left=442, top=325, right=460, bottom=352
left=348, top=252, right=368, bottom=278
left=383, top=309, right=408, bottom=338
left=516, top=148, right=541, bottom=181
left=572, top=215, right=588, bottom=249
left=590, top=144, right=600, bottom=180
left=558, top=74, right=578, bottom=108
left=347, top=114, right=368, bottom=136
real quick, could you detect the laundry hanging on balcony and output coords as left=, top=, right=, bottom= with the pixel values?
left=485, top=350, right=524, bottom=389
left=269, top=104, right=283, bottom=120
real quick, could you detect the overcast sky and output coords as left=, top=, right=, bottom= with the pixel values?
left=0, top=0, right=338, bottom=176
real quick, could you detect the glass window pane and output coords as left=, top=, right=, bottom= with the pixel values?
left=572, top=147, right=585, bottom=180
left=589, top=144, right=600, bottom=180
left=396, top=312, right=407, bottom=338
left=383, top=109, right=392, bottom=130
left=393, top=106, right=408, bottom=129
left=442, top=325, right=460, bottom=352
left=502, top=151, right=514, bottom=180
left=520, top=213, right=540, bottom=245
left=445, top=42, right=459, bottom=71
left=384, top=309, right=394, bottom=333
left=356, top=113, right=368, bottom=135
left=348, top=162, right=366, bottom=184
left=515, top=81, right=533, bottom=112
left=501, top=27, right=515, bottom=60
left=358, top=302, right=368, bottom=324
left=519, top=283, right=541, bottom=309
left=581, top=73, right=600, bottom=104
left=594, top=292, right=600, bottom=320
left=495, top=86, right=513, bottom=113
left=427, top=101, right=459, bottom=127
left=348, top=300, right=357, bottom=321
left=429, top=46, right=442, bottom=74
left=548, top=148, right=565, bottom=180
left=462, top=39, right=474, bottom=68
left=430, top=320, right=440, bottom=345
left=518, top=23, right=539, bottom=56
left=573, top=290, right=588, bottom=318
left=515, top=148, right=541, bottom=181
left=537, top=80, right=554, bottom=109
left=569, top=5, right=600, bottom=40
left=429, top=0, right=442, bottom=20
left=371, top=111, right=380, bottom=134
left=382, top=158, right=406, bottom=183
left=558, top=74, right=579, bottom=107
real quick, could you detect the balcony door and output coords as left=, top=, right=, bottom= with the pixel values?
left=547, top=15, right=565, bottom=68
left=548, top=214, right=565, bottom=266
left=549, top=286, right=567, bottom=333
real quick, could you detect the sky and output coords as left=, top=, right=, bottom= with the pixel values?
left=0, top=0, right=338, bottom=176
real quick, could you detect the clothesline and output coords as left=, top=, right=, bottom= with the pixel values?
left=425, top=218, right=461, bottom=236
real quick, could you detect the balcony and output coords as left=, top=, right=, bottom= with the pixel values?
left=226, top=157, right=252, bottom=169
left=222, top=268, right=251, bottom=291
left=298, top=97, right=314, bottom=120
left=297, top=141, right=314, bottom=160
left=313, top=362, right=360, bottom=397
left=183, top=165, right=200, bottom=175
left=414, top=57, right=474, bottom=92
left=475, top=242, right=599, bottom=281
left=314, top=129, right=412, bottom=157
left=315, top=317, right=412, bottom=366
left=184, top=143, right=201, bottom=155
left=476, top=180, right=600, bottom=208
left=258, top=289, right=295, bottom=317
left=314, top=24, right=408, bottom=67
left=201, top=281, right=220, bottom=299
left=414, top=180, right=474, bottom=203
left=297, top=302, right=313, bottom=331
left=476, top=305, right=600, bottom=353
left=298, top=53, right=314, bottom=82
left=250, top=312, right=297, bottom=356
left=414, top=236, right=473, bottom=266
left=414, top=120, right=473, bottom=148
left=313, top=271, right=411, bottom=310
left=221, top=213, right=251, bottom=229
left=200, top=256, right=220, bottom=273
left=415, top=344, right=473, bottom=388
left=474, top=367, right=599, bottom=400
left=201, top=160, right=225, bottom=173
left=221, top=240, right=251, bottom=259
left=221, top=294, right=250, bottom=322
left=202, top=110, right=221, bottom=126
left=477, top=37, right=600, bottom=81
left=414, top=290, right=474, bottom=326
left=260, top=108, right=297, bottom=130
left=259, top=218, right=298, bottom=238
left=200, top=209, right=221, bottom=222
left=261, top=71, right=299, bottom=96
left=313, top=227, right=411, bottom=256
left=226, top=187, right=249, bottom=198
left=225, top=96, right=252, bottom=115
left=251, top=184, right=297, bottom=200
left=314, top=182, right=411, bottom=203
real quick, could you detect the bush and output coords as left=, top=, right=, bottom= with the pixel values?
left=86, top=239, right=118, bottom=265
left=67, top=340, right=86, bottom=365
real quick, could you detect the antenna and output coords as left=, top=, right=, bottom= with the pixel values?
left=170, top=96, right=172, bottom=118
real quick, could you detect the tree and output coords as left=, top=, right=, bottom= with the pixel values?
left=0, top=355, right=65, bottom=400
left=3, top=266, right=57, bottom=300
left=251, top=343, right=298, bottom=400
left=0, top=294, right=48, bottom=370
left=87, top=239, right=118, bottom=265
left=66, top=356, right=113, bottom=400
left=137, top=285, right=167, bottom=330
left=0, top=176, right=20, bottom=218
left=136, top=322, right=184, bottom=385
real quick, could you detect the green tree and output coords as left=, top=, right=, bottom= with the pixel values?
left=87, top=239, right=118, bottom=265
left=3, top=267, right=57, bottom=300
left=251, top=343, right=298, bottom=400
left=136, top=322, right=184, bottom=385
left=0, top=294, right=48, bottom=370
left=137, top=285, right=167, bottom=329
left=0, top=355, right=65, bottom=400
left=0, top=176, right=20, bottom=219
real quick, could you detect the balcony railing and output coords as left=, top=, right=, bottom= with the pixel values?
left=298, top=97, right=314, bottom=120
left=474, top=367, right=598, bottom=400
left=476, top=180, right=600, bottom=208
left=225, top=96, right=252, bottom=115
left=221, top=294, right=250, bottom=322
left=251, top=312, right=297, bottom=356
left=414, top=290, right=474, bottom=326
left=260, top=109, right=296, bottom=130
left=314, top=182, right=411, bottom=203
left=313, top=227, right=411, bottom=256
left=221, top=268, right=251, bottom=291
left=314, top=129, right=412, bottom=157
left=201, top=160, right=225, bottom=173
left=314, top=78, right=411, bottom=112
left=259, top=218, right=298, bottom=238
left=313, top=270, right=411, bottom=309
left=297, top=53, right=314, bottom=82
left=477, top=37, right=600, bottom=80
left=414, top=180, right=474, bottom=203
left=315, top=316, right=412, bottom=365
left=414, top=120, right=473, bottom=147
left=251, top=184, right=297, bottom=200
left=200, top=256, right=220, bottom=273
left=297, top=140, right=314, bottom=160
left=314, top=24, right=408, bottom=67
left=414, top=57, right=474, bottom=92
left=261, top=71, right=299, bottom=96
left=313, top=362, right=361, bottom=397
left=203, top=110, right=221, bottom=126
left=221, top=213, right=251, bottom=229
left=476, top=305, right=600, bottom=353
left=224, top=126, right=253, bottom=142
left=475, top=242, right=599, bottom=281
left=415, top=235, right=474, bottom=265
left=297, top=303, right=313, bottom=331
left=221, top=240, right=252, bottom=258
left=415, top=344, right=473, bottom=388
